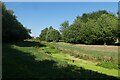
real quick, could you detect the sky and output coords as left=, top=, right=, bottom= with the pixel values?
left=2, top=0, right=120, bottom=2
left=4, top=2, right=118, bottom=37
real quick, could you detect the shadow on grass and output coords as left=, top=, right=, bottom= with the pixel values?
left=2, top=44, right=119, bottom=80
left=13, top=41, right=46, bottom=47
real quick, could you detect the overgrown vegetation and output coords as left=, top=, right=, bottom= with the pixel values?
left=52, top=42, right=118, bottom=70
left=97, top=61, right=118, bottom=69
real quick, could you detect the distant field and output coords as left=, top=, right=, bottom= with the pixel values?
left=54, top=42, right=118, bottom=57
left=2, top=40, right=119, bottom=79
left=59, top=42, right=118, bottom=52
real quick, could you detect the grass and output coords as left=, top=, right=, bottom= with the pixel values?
left=2, top=40, right=119, bottom=79
left=51, top=53, right=118, bottom=77
left=54, top=42, right=118, bottom=58
left=52, top=42, right=118, bottom=69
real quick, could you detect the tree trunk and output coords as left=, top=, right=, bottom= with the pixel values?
left=104, top=42, right=106, bottom=45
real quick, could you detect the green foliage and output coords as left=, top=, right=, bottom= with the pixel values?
left=39, top=27, right=48, bottom=41
left=39, top=26, right=61, bottom=42
left=60, top=21, right=70, bottom=42
left=95, top=14, right=118, bottom=45
left=81, top=10, right=109, bottom=22
left=46, top=29, right=61, bottom=42
left=39, top=10, right=118, bottom=45
left=2, top=3, right=31, bottom=42
left=60, top=10, right=118, bottom=45
left=60, top=21, right=69, bottom=30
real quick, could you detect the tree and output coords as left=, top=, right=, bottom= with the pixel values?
left=46, top=29, right=61, bottom=42
left=39, top=26, right=61, bottom=42
left=60, top=21, right=69, bottom=30
left=49, top=26, right=53, bottom=30
left=2, top=2, right=31, bottom=42
left=96, top=14, right=118, bottom=45
left=118, top=9, right=120, bottom=44
left=39, top=28, right=48, bottom=41
left=81, top=10, right=109, bottom=22
left=59, top=10, right=118, bottom=45
left=60, top=21, right=70, bottom=42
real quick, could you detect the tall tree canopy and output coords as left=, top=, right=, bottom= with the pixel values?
left=39, top=28, right=49, bottom=41
left=39, top=26, right=61, bottom=42
left=60, top=10, right=118, bottom=45
left=2, top=3, right=31, bottom=42
left=60, top=21, right=70, bottom=42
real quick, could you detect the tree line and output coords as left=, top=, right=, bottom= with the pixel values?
left=2, top=2, right=118, bottom=45
left=2, top=2, right=31, bottom=42
left=39, top=10, right=118, bottom=45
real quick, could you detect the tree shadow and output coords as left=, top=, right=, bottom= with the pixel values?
left=2, top=44, right=119, bottom=80
left=13, top=41, right=46, bottom=47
